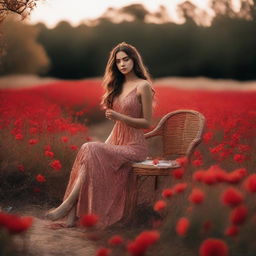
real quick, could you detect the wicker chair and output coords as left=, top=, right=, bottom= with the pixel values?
left=124, top=110, right=206, bottom=221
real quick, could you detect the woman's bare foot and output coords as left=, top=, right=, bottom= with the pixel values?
left=45, top=202, right=73, bottom=221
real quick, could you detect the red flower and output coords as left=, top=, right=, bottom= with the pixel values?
left=203, top=132, right=213, bottom=143
left=188, top=188, right=205, bottom=204
left=225, top=168, right=247, bottom=184
left=0, top=213, right=33, bottom=234
left=108, top=235, right=123, bottom=245
left=238, top=144, right=251, bottom=152
left=61, top=136, right=69, bottom=143
left=230, top=205, right=248, bottom=225
left=210, top=144, right=224, bottom=154
left=127, top=230, right=160, bottom=256
left=49, top=160, right=62, bottom=171
left=176, top=217, right=190, bottom=236
left=44, top=145, right=52, bottom=151
left=70, top=145, right=78, bottom=151
left=153, top=200, right=167, bottom=212
left=95, top=248, right=111, bottom=256
left=173, top=183, right=188, bottom=193
left=171, top=168, right=185, bottom=179
left=86, top=136, right=92, bottom=141
left=152, top=158, right=159, bottom=165
left=225, top=225, right=239, bottom=236
left=243, top=174, right=256, bottom=193
left=202, top=170, right=218, bottom=185
left=193, top=170, right=205, bottom=182
left=15, top=133, right=23, bottom=140
left=36, top=174, right=46, bottom=183
left=175, top=157, right=188, bottom=167
left=44, top=150, right=54, bottom=158
left=199, top=238, right=229, bottom=256
left=221, top=187, right=243, bottom=207
left=17, top=164, right=25, bottom=172
left=192, top=159, right=203, bottom=167
left=80, top=214, right=98, bottom=227
left=29, top=139, right=39, bottom=145
left=233, top=154, right=246, bottom=163
left=161, top=188, right=173, bottom=198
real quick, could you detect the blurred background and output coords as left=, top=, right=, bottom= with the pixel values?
left=0, top=0, right=255, bottom=81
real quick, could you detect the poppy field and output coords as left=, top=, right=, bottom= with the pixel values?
left=0, top=80, right=256, bottom=256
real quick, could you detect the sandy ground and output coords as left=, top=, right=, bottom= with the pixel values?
left=1, top=204, right=97, bottom=256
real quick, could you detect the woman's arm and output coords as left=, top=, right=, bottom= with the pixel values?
left=106, top=82, right=153, bottom=129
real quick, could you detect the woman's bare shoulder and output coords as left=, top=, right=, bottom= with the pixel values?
left=137, top=80, right=153, bottom=94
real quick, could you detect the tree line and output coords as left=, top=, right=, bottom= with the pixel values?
left=1, top=2, right=256, bottom=80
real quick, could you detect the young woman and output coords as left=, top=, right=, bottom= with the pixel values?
left=46, top=42, right=155, bottom=229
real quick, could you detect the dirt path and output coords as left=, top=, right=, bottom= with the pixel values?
left=10, top=205, right=96, bottom=256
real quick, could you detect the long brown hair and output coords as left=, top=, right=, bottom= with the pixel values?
left=100, top=42, right=154, bottom=109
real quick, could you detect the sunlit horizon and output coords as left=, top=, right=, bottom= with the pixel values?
left=26, top=0, right=242, bottom=28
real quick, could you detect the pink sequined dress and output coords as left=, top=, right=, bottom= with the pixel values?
left=63, top=86, right=149, bottom=228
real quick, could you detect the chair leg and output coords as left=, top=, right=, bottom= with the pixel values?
left=154, top=176, right=159, bottom=191
left=123, top=173, right=139, bottom=224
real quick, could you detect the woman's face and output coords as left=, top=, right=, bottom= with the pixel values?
left=115, top=51, right=134, bottom=75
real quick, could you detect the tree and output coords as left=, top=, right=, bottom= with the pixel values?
left=0, top=0, right=39, bottom=22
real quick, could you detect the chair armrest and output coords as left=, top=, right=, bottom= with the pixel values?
left=144, top=126, right=162, bottom=139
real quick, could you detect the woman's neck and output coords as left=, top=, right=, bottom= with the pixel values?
left=124, top=71, right=137, bottom=83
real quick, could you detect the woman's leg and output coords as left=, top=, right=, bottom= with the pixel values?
left=46, top=175, right=82, bottom=221
left=65, top=203, right=78, bottom=227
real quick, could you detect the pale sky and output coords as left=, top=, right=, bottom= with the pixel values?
left=27, top=0, right=242, bottom=28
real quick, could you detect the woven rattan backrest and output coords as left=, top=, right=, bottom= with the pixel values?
left=148, top=110, right=205, bottom=159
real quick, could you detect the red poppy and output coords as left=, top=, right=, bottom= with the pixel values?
left=192, top=159, right=203, bottom=167
left=15, top=133, right=23, bottom=140
left=80, top=214, right=98, bottom=227
left=221, top=187, right=243, bottom=207
left=127, top=230, right=160, bottom=256
left=199, top=238, right=229, bottom=256
left=44, top=150, right=54, bottom=158
left=36, top=174, right=46, bottom=183
left=230, top=205, right=248, bottom=225
left=70, top=145, right=78, bottom=151
left=225, top=225, right=239, bottom=236
left=29, top=139, right=39, bottom=145
left=61, top=136, right=69, bottom=143
left=193, top=170, right=205, bottom=182
left=44, top=145, right=52, bottom=151
left=233, top=154, right=246, bottom=163
left=17, top=164, right=25, bottom=172
left=161, top=188, right=173, bottom=198
left=225, top=168, right=247, bottom=184
left=49, top=160, right=62, bottom=171
left=188, top=188, right=205, bottom=204
left=203, top=132, right=213, bottom=143
left=153, top=200, right=167, bottom=212
left=108, top=235, right=123, bottom=246
left=152, top=158, right=159, bottom=165
left=176, top=217, right=190, bottom=236
left=210, top=144, right=224, bottom=154
left=171, top=167, right=185, bottom=179
left=173, top=183, right=188, bottom=193
left=175, top=157, right=188, bottom=167
left=95, top=248, right=111, bottom=256
left=0, top=213, right=33, bottom=234
left=243, top=174, right=256, bottom=193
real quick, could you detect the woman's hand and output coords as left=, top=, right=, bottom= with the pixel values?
left=105, top=109, right=122, bottom=121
